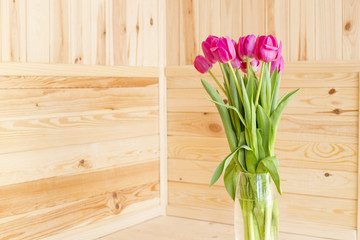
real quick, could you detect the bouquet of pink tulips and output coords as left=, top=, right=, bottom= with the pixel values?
left=193, top=34, right=299, bottom=240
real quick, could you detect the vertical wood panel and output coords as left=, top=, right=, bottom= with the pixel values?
left=27, top=0, right=50, bottom=63
left=91, top=0, right=106, bottom=65
left=289, top=0, right=316, bottom=61
left=242, top=0, right=266, bottom=36
left=111, top=0, right=127, bottom=65
left=166, top=0, right=180, bottom=65
left=315, top=0, right=342, bottom=60
left=220, top=0, right=242, bottom=40
left=343, top=0, right=360, bottom=60
left=180, top=0, right=199, bottom=65
left=266, top=0, right=289, bottom=61
left=141, top=0, right=158, bottom=66
left=50, top=0, right=70, bottom=63
left=126, top=0, right=140, bottom=66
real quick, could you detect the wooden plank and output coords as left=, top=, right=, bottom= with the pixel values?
left=99, top=216, right=234, bottom=240
left=167, top=72, right=359, bottom=89
left=126, top=0, right=140, bottom=66
left=167, top=112, right=357, bottom=143
left=358, top=71, right=360, bottom=240
left=168, top=158, right=357, bottom=199
left=0, top=182, right=159, bottom=240
left=168, top=136, right=357, bottom=172
left=1, top=0, right=26, bottom=62
left=343, top=0, right=360, bottom=60
left=0, top=161, right=159, bottom=219
left=289, top=0, right=316, bottom=61
left=26, top=0, right=50, bottom=63
left=111, top=0, right=127, bottom=65
left=50, top=0, right=70, bottom=63
left=266, top=0, right=289, bottom=61
left=242, top=0, right=266, bottom=35
left=220, top=0, right=242, bottom=39
left=166, top=0, right=180, bottom=65
left=0, top=86, right=158, bottom=119
left=0, top=63, right=159, bottom=77
left=141, top=0, right=158, bottom=66
left=168, top=182, right=357, bottom=228
left=180, top=0, right=199, bottom=65
left=0, top=135, right=159, bottom=187
left=91, top=0, right=106, bottom=65
left=315, top=0, right=342, bottom=60
left=167, top=87, right=358, bottom=116
left=0, top=110, right=158, bottom=154
left=0, top=76, right=158, bottom=89
left=166, top=205, right=356, bottom=240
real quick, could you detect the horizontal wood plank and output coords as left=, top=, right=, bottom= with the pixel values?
left=168, top=182, right=357, bottom=228
left=167, top=72, right=358, bottom=89
left=168, top=136, right=357, bottom=172
left=0, top=135, right=159, bottom=186
left=167, top=87, right=358, bottom=116
left=168, top=159, right=357, bottom=199
left=0, top=63, right=160, bottom=77
left=0, top=161, right=159, bottom=219
left=0, top=76, right=158, bottom=89
left=0, top=183, right=159, bottom=240
left=166, top=205, right=356, bottom=240
left=0, top=86, right=158, bottom=120
left=168, top=112, right=357, bottom=143
left=0, top=110, right=159, bottom=154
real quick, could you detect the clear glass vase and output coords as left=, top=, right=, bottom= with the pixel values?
left=234, top=172, right=279, bottom=240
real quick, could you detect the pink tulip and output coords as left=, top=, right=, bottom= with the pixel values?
left=240, top=59, right=260, bottom=74
left=210, top=36, right=236, bottom=63
left=255, top=35, right=281, bottom=62
left=202, top=35, right=218, bottom=64
left=231, top=57, right=241, bottom=69
left=194, top=55, right=212, bottom=74
left=270, top=56, right=284, bottom=73
left=237, top=35, right=256, bottom=60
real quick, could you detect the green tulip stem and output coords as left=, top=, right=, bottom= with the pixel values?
left=246, top=58, right=250, bottom=77
left=255, top=62, right=265, bottom=108
left=226, top=62, right=244, bottom=105
left=209, top=70, right=226, bottom=96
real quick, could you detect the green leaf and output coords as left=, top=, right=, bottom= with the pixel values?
left=237, top=131, right=247, bottom=172
left=256, top=157, right=282, bottom=195
left=270, top=69, right=281, bottom=113
left=256, top=129, right=265, bottom=160
left=208, top=99, right=247, bottom=128
left=224, top=160, right=240, bottom=200
left=210, top=147, right=241, bottom=187
left=245, top=148, right=257, bottom=173
left=239, top=145, right=253, bottom=151
left=256, top=105, right=271, bottom=156
left=201, top=79, right=238, bottom=151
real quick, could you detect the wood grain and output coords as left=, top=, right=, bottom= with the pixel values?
left=220, top=0, right=242, bottom=40
left=110, top=0, right=127, bottom=65
left=0, top=135, right=159, bottom=187
left=168, top=158, right=357, bottom=199
left=168, top=182, right=357, bottom=227
left=166, top=0, right=180, bottom=65
left=242, top=0, right=266, bottom=35
left=343, top=0, right=360, bottom=60
left=168, top=136, right=357, bottom=172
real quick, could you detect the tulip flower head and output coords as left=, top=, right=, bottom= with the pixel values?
left=240, top=59, right=260, bottom=74
left=210, top=36, right=236, bottom=63
left=231, top=57, right=241, bottom=69
left=270, top=56, right=284, bottom=73
left=237, top=34, right=256, bottom=60
left=193, top=55, right=212, bottom=74
left=255, top=35, right=281, bottom=62
left=202, top=35, right=218, bottom=64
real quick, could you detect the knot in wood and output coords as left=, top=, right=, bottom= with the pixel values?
left=150, top=17, right=154, bottom=26
left=209, top=123, right=222, bottom=132
left=345, top=21, right=352, bottom=31
left=328, top=88, right=336, bottom=95
left=223, top=99, right=228, bottom=104
left=324, top=172, right=331, bottom=177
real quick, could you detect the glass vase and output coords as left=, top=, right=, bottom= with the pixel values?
left=234, top=172, right=279, bottom=240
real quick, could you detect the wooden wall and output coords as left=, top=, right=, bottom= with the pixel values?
left=0, top=0, right=159, bottom=66
left=166, top=63, right=359, bottom=239
left=0, top=63, right=161, bottom=239
left=166, top=0, right=360, bottom=65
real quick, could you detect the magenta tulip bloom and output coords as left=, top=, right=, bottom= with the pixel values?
left=270, top=56, right=284, bottom=73
left=240, top=59, right=260, bottom=74
left=237, top=35, right=256, bottom=60
left=194, top=55, right=212, bottom=74
left=231, top=57, right=241, bottom=69
left=255, top=35, right=281, bottom=62
left=210, top=36, right=236, bottom=63
left=202, top=35, right=218, bottom=64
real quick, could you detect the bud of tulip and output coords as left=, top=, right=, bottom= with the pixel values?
left=255, top=35, right=281, bottom=62
left=231, top=57, right=241, bottom=69
left=240, top=59, right=260, bottom=74
left=270, top=56, right=284, bottom=73
left=210, top=36, right=236, bottom=63
left=202, top=35, right=218, bottom=64
left=237, top=35, right=256, bottom=60
left=193, top=55, right=212, bottom=74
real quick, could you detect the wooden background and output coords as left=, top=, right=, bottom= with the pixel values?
left=0, top=0, right=359, bottom=239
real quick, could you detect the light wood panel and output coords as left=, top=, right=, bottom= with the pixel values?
left=343, top=0, right=360, bottom=60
